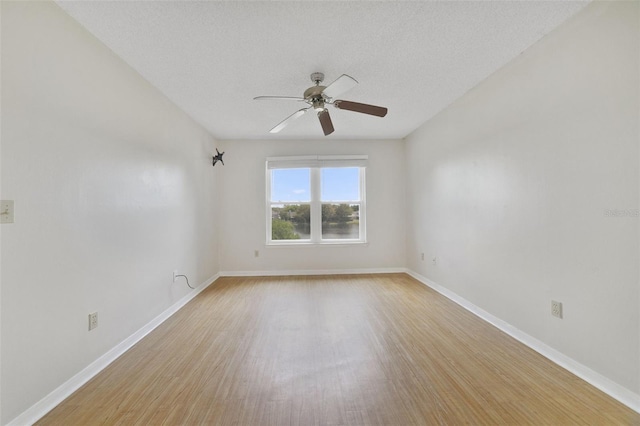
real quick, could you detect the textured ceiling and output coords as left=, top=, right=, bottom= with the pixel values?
left=56, top=1, right=588, bottom=140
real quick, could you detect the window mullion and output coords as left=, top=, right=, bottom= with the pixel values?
left=266, top=168, right=272, bottom=243
left=360, top=167, right=366, bottom=242
left=310, top=167, right=321, bottom=243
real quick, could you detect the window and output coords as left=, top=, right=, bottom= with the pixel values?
left=267, top=155, right=367, bottom=245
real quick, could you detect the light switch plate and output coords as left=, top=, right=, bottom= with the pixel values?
left=0, top=200, right=14, bottom=223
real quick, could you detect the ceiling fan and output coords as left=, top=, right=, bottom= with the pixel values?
left=254, top=72, right=388, bottom=136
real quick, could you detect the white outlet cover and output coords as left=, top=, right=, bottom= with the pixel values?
left=88, top=312, right=98, bottom=330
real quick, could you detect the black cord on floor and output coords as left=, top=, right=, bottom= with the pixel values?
left=175, top=274, right=195, bottom=289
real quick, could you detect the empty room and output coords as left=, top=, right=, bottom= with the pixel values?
left=1, top=0, right=639, bottom=425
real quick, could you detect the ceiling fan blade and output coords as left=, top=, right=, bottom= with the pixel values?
left=318, top=109, right=334, bottom=136
left=322, top=74, right=358, bottom=99
left=333, top=100, right=388, bottom=117
left=254, top=96, right=306, bottom=101
left=269, top=108, right=309, bottom=133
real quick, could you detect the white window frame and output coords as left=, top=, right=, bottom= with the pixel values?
left=266, top=155, right=367, bottom=245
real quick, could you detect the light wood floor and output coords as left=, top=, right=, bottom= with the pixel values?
left=38, top=274, right=639, bottom=425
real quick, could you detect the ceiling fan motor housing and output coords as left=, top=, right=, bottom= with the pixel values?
left=303, top=85, right=326, bottom=100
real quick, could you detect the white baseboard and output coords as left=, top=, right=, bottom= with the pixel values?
left=8, top=273, right=221, bottom=426
left=406, top=270, right=640, bottom=414
left=219, top=267, right=406, bottom=277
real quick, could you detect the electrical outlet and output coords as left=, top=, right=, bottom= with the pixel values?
left=551, top=301, right=563, bottom=319
left=254, top=250, right=260, bottom=258
left=432, top=257, right=437, bottom=265
left=173, top=270, right=178, bottom=283
left=88, top=312, right=98, bottom=330
left=421, top=252, right=424, bottom=261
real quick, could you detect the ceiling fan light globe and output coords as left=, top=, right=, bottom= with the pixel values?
left=312, top=98, right=325, bottom=112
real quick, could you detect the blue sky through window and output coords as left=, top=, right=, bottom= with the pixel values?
left=271, top=168, right=310, bottom=202
left=271, top=167, right=360, bottom=202
left=322, top=168, right=359, bottom=201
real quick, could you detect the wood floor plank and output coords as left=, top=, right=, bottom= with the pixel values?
left=37, top=274, right=639, bottom=425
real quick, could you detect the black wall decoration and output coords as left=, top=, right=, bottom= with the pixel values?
left=212, top=148, right=225, bottom=167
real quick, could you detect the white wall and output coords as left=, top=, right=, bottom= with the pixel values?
left=1, top=2, right=220, bottom=423
left=0, top=2, right=3, bottom=422
left=405, top=1, right=639, bottom=395
left=219, top=139, right=405, bottom=273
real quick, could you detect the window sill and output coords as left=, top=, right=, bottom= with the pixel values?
left=266, top=241, right=368, bottom=248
